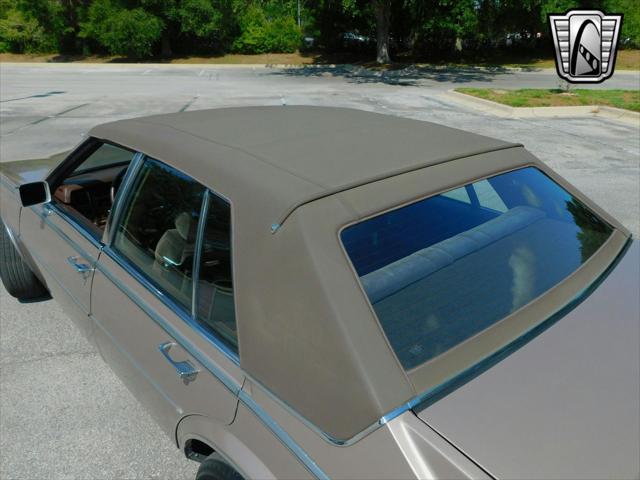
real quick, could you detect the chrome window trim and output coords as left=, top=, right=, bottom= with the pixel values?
left=34, top=204, right=101, bottom=260
left=95, top=247, right=329, bottom=480
left=104, top=156, right=240, bottom=365
left=35, top=198, right=330, bottom=478
left=191, top=190, right=210, bottom=318
left=48, top=203, right=103, bottom=250
left=102, top=245, right=240, bottom=366
left=105, top=151, right=144, bottom=244
left=96, top=247, right=242, bottom=390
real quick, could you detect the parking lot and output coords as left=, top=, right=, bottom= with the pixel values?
left=1, top=63, right=639, bottom=479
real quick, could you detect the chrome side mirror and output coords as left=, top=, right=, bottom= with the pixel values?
left=19, top=181, right=51, bottom=207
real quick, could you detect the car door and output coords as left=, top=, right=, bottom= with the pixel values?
left=90, top=156, right=241, bottom=438
left=18, top=141, right=136, bottom=341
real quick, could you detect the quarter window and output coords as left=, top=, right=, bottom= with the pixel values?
left=195, top=194, right=237, bottom=352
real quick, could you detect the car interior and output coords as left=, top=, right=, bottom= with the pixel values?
left=52, top=142, right=134, bottom=236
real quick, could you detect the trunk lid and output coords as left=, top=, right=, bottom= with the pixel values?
left=417, top=241, right=639, bottom=479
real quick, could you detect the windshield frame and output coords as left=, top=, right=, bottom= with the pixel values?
left=337, top=162, right=629, bottom=396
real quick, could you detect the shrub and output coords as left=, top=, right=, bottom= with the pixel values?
left=0, top=8, right=55, bottom=53
left=232, top=6, right=300, bottom=54
left=81, top=0, right=162, bottom=57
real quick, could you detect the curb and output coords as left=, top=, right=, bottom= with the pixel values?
left=0, top=61, right=340, bottom=69
left=445, top=90, right=640, bottom=125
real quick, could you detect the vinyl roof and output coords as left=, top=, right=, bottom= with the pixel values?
left=90, top=106, right=519, bottom=226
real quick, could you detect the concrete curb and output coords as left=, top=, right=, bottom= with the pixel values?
left=445, top=90, right=640, bottom=125
left=0, top=61, right=340, bottom=69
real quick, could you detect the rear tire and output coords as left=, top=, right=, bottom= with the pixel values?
left=0, top=219, right=49, bottom=302
left=195, top=453, right=243, bottom=480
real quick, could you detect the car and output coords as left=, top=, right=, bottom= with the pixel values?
left=1, top=106, right=638, bottom=480
left=341, top=31, right=373, bottom=50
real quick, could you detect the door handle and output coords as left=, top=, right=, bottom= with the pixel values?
left=66, top=256, right=94, bottom=273
left=159, top=342, right=199, bottom=383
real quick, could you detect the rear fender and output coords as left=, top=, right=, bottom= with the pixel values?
left=176, top=413, right=274, bottom=480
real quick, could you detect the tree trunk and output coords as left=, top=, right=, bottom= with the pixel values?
left=161, top=32, right=172, bottom=58
left=373, top=0, right=391, bottom=64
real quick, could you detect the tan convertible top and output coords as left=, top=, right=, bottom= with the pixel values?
left=91, top=106, right=518, bottom=229
left=89, top=107, right=626, bottom=443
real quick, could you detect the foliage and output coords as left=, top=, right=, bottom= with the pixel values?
left=605, top=0, right=640, bottom=47
left=0, top=8, right=49, bottom=53
left=0, top=0, right=638, bottom=59
left=80, top=0, right=162, bottom=57
left=232, top=5, right=301, bottom=53
left=409, top=0, right=479, bottom=57
left=0, top=0, right=64, bottom=52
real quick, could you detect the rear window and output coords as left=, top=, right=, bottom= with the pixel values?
left=341, top=167, right=613, bottom=370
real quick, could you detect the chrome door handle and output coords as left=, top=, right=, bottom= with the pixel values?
left=159, top=342, right=199, bottom=383
left=66, top=256, right=94, bottom=273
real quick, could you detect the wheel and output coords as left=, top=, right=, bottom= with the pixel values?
left=196, top=453, right=244, bottom=480
left=0, top=219, right=49, bottom=302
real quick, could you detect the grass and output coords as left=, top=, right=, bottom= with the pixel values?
left=455, top=88, right=640, bottom=112
left=1, top=49, right=638, bottom=70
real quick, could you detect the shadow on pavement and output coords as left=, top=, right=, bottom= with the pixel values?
left=269, top=64, right=517, bottom=86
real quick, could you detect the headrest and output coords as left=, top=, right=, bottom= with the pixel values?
left=175, top=212, right=196, bottom=242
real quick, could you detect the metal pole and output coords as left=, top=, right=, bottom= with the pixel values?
left=297, top=0, right=301, bottom=27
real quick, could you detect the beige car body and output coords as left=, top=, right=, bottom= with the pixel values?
left=1, top=107, right=637, bottom=480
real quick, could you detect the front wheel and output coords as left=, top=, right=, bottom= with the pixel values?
left=0, top=219, right=49, bottom=302
left=195, top=453, right=244, bottom=480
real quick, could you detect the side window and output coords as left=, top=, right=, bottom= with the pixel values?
left=71, top=143, right=133, bottom=175
left=54, top=142, right=135, bottom=235
left=195, top=194, right=237, bottom=352
left=112, top=158, right=205, bottom=312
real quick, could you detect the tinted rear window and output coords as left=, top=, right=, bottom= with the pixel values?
left=341, top=167, right=613, bottom=370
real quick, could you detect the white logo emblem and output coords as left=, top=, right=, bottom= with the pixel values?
left=549, top=10, right=623, bottom=83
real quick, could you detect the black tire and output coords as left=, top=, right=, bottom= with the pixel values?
left=0, top=219, right=49, bottom=302
left=196, top=453, right=244, bottom=480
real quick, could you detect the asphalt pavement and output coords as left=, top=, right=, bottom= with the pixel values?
left=0, top=62, right=638, bottom=480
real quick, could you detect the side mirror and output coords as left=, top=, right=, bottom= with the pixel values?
left=19, top=181, right=51, bottom=207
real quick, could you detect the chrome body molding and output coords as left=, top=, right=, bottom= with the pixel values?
left=32, top=196, right=331, bottom=478
left=237, top=389, right=330, bottom=480
left=21, top=162, right=634, bottom=456
left=0, top=175, right=19, bottom=197
left=35, top=204, right=102, bottom=256
left=96, top=250, right=330, bottom=479
left=98, top=246, right=241, bottom=380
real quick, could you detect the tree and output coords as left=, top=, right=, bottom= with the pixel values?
left=372, top=0, right=390, bottom=63
left=0, top=7, right=48, bottom=53
left=81, top=0, right=162, bottom=57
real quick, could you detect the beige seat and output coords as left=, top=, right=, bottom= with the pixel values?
left=153, top=212, right=197, bottom=303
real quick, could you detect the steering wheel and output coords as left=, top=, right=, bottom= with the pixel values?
left=110, top=167, right=128, bottom=205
